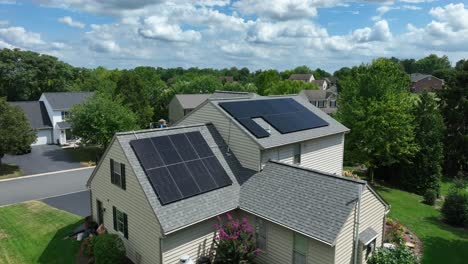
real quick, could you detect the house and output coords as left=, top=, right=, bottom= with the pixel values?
left=299, top=90, right=338, bottom=115
left=312, top=79, right=328, bottom=90
left=288, top=73, right=315, bottom=83
left=88, top=95, right=389, bottom=264
left=168, top=91, right=255, bottom=124
left=39, top=92, right=94, bottom=145
left=410, top=73, right=444, bottom=93
left=9, top=101, right=53, bottom=145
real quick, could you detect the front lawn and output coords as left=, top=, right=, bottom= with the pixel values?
left=0, top=163, right=22, bottom=180
left=376, top=185, right=468, bottom=264
left=64, top=146, right=103, bottom=166
left=0, top=201, right=82, bottom=264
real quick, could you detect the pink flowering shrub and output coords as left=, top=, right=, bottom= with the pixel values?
left=213, top=213, right=260, bottom=264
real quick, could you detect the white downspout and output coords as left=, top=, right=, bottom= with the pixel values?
left=353, top=185, right=363, bottom=264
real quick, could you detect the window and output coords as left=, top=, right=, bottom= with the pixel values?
left=310, top=100, right=317, bottom=106
left=293, top=144, right=301, bottom=165
left=317, top=100, right=326, bottom=108
left=365, top=239, right=376, bottom=260
left=329, top=100, right=337, bottom=108
left=112, top=206, right=128, bottom=239
left=255, top=218, right=267, bottom=251
left=110, top=159, right=126, bottom=190
left=61, top=111, right=69, bottom=120
left=293, top=234, right=308, bottom=264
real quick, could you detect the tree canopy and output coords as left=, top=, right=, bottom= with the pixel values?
left=69, top=93, right=139, bottom=148
left=336, top=58, right=418, bottom=180
left=0, top=98, right=36, bottom=163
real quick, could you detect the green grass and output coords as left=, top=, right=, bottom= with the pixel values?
left=0, top=201, right=83, bottom=264
left=0, top=163, right=23, bottom=180
left=375, top=185, right=468, bottom=264
left=64, top=146, right=103, bottom=166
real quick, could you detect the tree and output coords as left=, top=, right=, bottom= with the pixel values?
left=172, top=75, right=223, bottom=94
left=69, top=93, right=139, bottom=148
left=116, top=70, right=154, bottom=128
left=414, top=54, right=452, bottom=74
left=336, top=58, right=418, bottom=182
left=254, top=70, right=280, bottom=95
left=0, top=98, right=36, bottom=164
left=402, top=92, right=445, bottom=194
left=264, top=80, right=318, bottom=95
left=439, top=60, right=468, bottom=177
left=312, top=68, right=332, bottom=79
left=222, top=82, right=257, bottom=93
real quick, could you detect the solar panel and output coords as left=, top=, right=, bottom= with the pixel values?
left=219, top=98, right=329, bottom=138
left=130, top=131, right=233, bottom=205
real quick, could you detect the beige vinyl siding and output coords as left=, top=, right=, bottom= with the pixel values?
left=359, top=188, right=386, bottom=264
left=261, top=133, right=344, bottom=175
left=242, top=212, right=335, bottom=264
left=334, top=207, right=356, bottom=264
left=178, top=102, right=261, bottom=171
left=162, top=218, right=217, bottom=264
left=333, top=187, right=387, bottom=264
left=90, top=140, right=163, bottom=264
left=168, top=97, right=184, bottom=124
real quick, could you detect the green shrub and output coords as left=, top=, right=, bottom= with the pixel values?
left=367, top=246, right=418, bottom=264
left=93, top=234, right=126, bottom=264
left=441, top=189, right=468, bottom=227
left=423, top=189, right=437, bottom=205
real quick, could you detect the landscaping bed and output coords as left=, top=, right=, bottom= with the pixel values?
left=0, top=201, right=82, bottom=264
left=64, top=146, right=103, bottom=167
left=0, top=163, right=22, bottom=180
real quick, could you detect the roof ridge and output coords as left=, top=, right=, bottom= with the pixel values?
left=268, top=160, right=366, bottom=185
left=115, top=123, right=209, bottom=136
left=214, top=90, right=249, bottom=94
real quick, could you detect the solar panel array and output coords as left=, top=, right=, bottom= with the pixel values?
left=219, top=98, right=329, bottom=138
left=130, top=131, right=232, bottom=205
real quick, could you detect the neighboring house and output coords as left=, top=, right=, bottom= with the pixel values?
left=299, top=90, right=338, bottom=115
left=219, top=76, right=234, bottom=83
left=325, top=77, right=338, bottom=87
left=39, top=92, right=94, bottom=145
left=168, top=91, right=255, bottom=124
left=312, top=79, right=328, bottom=90
left=88, top=95, right=389, bottom=264
left=410, top=73, right=444, bottom=93
left=288, top=73, right=315, bottom=83
left=9, top=101, right=53, bottom=145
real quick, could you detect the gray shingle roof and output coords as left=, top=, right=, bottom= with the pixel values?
left=116, top=124, right=256, bottom=234
left=9, top=101, right=52, bottom=129
left=299, top=90, right=327, bottom=101
left=210, top=95, right=349, bottom=149
left=359, top=227, right=378, bottom=245
left=175, top=94, right=211, bottom=109
left=211, top=90, right=256, bottom=99
left=42, top=92, right=94, bottom=110
left=240, top=161, right=365, bottom=245
left=57, top=121, right=71, bottom=129
left=288, top=74, right=314, bottom=81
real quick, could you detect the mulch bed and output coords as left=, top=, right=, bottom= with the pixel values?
left=385, top=219, right=423, bottom=258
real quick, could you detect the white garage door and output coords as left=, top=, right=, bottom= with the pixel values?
left=33, top=129, right=52, bottom=145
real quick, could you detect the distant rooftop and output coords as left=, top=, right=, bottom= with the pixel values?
left=41, top=92, right=94, bottom=111
left=288, top=73, right=314, bottom=82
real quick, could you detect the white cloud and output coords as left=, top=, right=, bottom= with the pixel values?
left=58, top=16, right=85, bottom=28
left=402, top=5, right=421, bottom=10
left=429, top=3, right=468, bottom=31
left=138, top=16, right=201, bottom=43
left=0, top=26, right=45, bottom=47
left=246, top=20, right=328, bottom=43
left=352, top=20, right=392, bottom=42
left=0, top=20, right=9, bottom=26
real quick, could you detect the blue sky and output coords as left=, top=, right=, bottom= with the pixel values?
left=1, top=0, right=467, bottom=72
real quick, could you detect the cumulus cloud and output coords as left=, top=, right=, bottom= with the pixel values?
left=429, top=3, right=468, bottom=31
left=58, top=16, right=85, bottom=28
left=0, top=26, right=45, bottom=47
left=352, top=20, right=392, bottom=42
left=138, top=16, right=201, bottom=42
left=246, top=20, right=328, bottom=43
left=0, top=20, right=8, bottom=26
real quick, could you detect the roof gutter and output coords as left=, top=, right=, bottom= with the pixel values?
left=353, top=184, right=363, bottom=264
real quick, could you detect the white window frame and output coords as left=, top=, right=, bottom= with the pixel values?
left=293, top=144, right=301, bottom=165
left=293, top=233, right=308, bottom=264
left=255, top=218, right=267, bottom=251
left=113, top=160, right=122, bottom=187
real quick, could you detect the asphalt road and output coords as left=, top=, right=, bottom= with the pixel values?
left=0, top=167, right=93, bottom=206
left=42, top=190, right=90, bottom=217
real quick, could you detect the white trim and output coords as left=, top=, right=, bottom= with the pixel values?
left=0, top=167, right=95, bottom=183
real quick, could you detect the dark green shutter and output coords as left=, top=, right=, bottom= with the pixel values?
left=112, top=206, right=117, bottom=231
left=110, top=158, right=115, bottom=184
left=121, top=163, right=126, bottom=190
left=123, top=213, right=128, bottom=239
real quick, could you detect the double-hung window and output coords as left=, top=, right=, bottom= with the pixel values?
left=293, top=144, right=301, bottom=165
left=293, top=233, right=308, bottom=264
left=112, top=206, right=128, bottom=239
left=255, top=218, right=267, bottom=251
left=110, top=159, right=126, bottom=190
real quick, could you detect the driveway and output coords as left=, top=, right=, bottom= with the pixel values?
left=3, top=145, right=84, bottom=175
left=0, top=167, right=92, bottom=206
